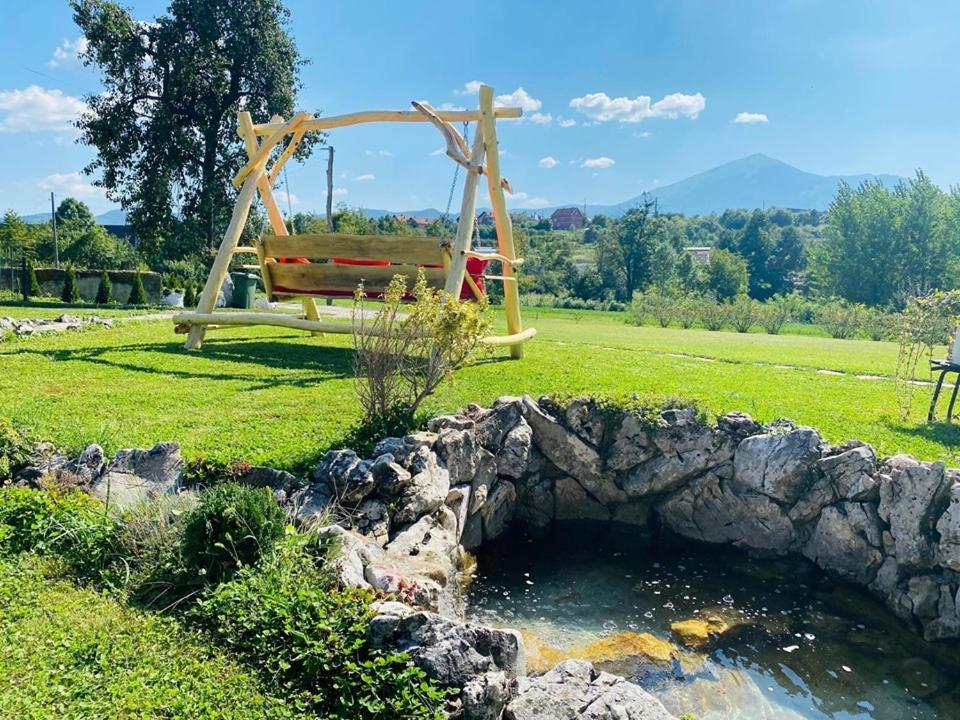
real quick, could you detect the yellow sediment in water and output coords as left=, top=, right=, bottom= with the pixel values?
left=670, top=608, right=746, bottom=648
left=521, top=630, right=678, bottom=674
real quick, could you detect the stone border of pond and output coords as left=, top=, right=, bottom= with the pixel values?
left=17, top=395, right=960, bottom=719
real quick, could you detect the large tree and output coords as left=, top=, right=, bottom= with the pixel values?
left=72, top=0, right=313, bottom=259
left=598, top=197, right=670, bottom=300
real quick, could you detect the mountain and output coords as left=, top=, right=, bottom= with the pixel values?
left=597, top=154, right=904, bottom=217
left=23, top=209, right=128, bottom=225
left=359, top=207, right=444, bottom=220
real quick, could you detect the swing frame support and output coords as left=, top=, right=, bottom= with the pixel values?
left=176, top=85, right=532, bottom=358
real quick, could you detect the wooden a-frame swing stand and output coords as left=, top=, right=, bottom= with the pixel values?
left=174, top=84, right=535, bottom=359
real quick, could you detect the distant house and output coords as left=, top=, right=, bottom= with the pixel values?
left=392, top=214, right=432, bottom=230
left=685, top=246, right=713, bottom=264
left=477, top=211, right=496, bottom=226
left=550, top=207, right=585, bottom=230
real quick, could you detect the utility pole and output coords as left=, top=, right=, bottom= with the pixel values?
left=325, top=146, right=335, bottom=232
left=50, top=192, right=59, bottom=269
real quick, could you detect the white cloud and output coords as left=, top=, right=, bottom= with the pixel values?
left=437, top=102, right=466, bottom=111
left=329, top=187, right=348, bottom=198
left=0, top=86, right=87, bottom=133
left=634, top=131, right=652, bottom=138
left=504, top=190, right=551, bottom=209
left=430, top=147, right=445, bottom=156
left=454, top=80, right=484, bottom=95
left=569, top=91, right=705, bottom=122
left=581, top=156, right=615, bottom=169
left=37, top=171, right=105, bottom=199
left=277, top=190, right=299, bottom=208
left=521, top=196, right=551, bottom=209
left=528, top=112, right=552, bottom=124
left=733, top=111, right=769, bottom=124
left=558, top=117, right=576, bottom=128
left=495, top=87, right=541, bottom=113
left=538, top=156, right=558, bottom=169
left=355, top=173, right=376, bottom=181
left=49, top=37, right=88, bottom=68
left=365, top=149, right=393, bottom=157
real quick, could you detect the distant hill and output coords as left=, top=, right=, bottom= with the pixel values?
left=23, top=208, right=128, bottom=225
left=576, top=154, right=905, bottom=217
left=359, top=207, right=444, bottom=220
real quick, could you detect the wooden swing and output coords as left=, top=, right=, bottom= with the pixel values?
left=173, top=84, right=535, bottom=358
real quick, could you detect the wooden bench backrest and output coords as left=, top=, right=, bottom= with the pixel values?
left=260, top=233, right=447, bottom=296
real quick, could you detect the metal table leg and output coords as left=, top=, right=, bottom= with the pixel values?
left=948, top=373, right=960, bottom=421
left=930, top=368, right=949, bottom=422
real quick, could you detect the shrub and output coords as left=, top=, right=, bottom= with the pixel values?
left=864, top=307, right=898, bottom=341
left=0, top=487, right=120, bottom=584
left=61, top=267, right=80, bottom=303
left=352, top=270, right=491, bottom=427
left=757, top=294, right=796, bottom=335
left=184, top=456, right=254, bottom=488
left=128, top=272, right=148, bottom=305
left=183, top=282, right=197, bottom=307
left=95, top=270, right=114, bottom=305
left=0, top=420, right=34, bottom=482
left=643, top=290, right=676, bottom=328
left=698, top=296, right=730, bottom=331
left=816, top=299, right=867, bottom=339
left=728, top=296, right=759, bottom=333
left=180, top=483, right=285, bottom=584
left=675, top=295, right=699, bottom=329
left=192, top=535, right=449, bottom=719
left=341, top=403, right=422, bottom=458
left=628, top=291, right=647, bottom=326
left=24, top=263, right=42, bottom=298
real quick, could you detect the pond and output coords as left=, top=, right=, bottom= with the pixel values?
left=465, top=523, right=960, bottom=720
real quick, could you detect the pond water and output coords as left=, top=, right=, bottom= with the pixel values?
left=465, top=524, right=960, bottom=720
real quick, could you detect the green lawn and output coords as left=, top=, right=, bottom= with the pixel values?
left=1, top=302, right=957, bottom=470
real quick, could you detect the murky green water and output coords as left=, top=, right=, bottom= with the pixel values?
left=466, top=524, right=960, bottom=720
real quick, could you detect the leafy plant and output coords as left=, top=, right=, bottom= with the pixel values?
left=192, top=535, right=449, bottom=719
left=628, top=290, right=648, bottom=326
left=698, top=295, right=730, bottom=331
left=0, top=487, right=120, bottom=584
left=863, top=306, right=898, bottom=341
left=180, top=483, right=285, bottom=584
left=895, top=290, right=960, bottom=418
left=95, top=270, right=114, bottom=305
left=184, top=282, right=197, bottom=307
left=128, top=272, right=148, bottom=306
left=0, top=420, right=34, bottom=482
left=184, top=456, right=254, bottom=488
left=728, top=296, right=760, bottom=333
left=675, top=295, right=699, bottom=329
left=816, top=299, right=866, bottom=339
left=643, top=290, right=676, bottom=328
left=352, top=270, right=491, bottom=428
left=757, top=294, right=797, bottom=335
left=24, top=263, right=42, bottom=298
left=61, top=267, right=80, bottom=303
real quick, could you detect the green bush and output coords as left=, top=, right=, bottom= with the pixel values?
left=728, top=296, right=760, bottom=333
left=95, top=270, right=114, bottom=304
left=184, top=282, right=197, bottom=307
left=698, top=295, right=730, bottom=331
left=0, top=556, right=306, bottom=720
left=128, top=272, right=148, bottom=305
left=180, top=483, right=285, bottom=584
left=816, top=299, right=867, bottom=339
left=0, top=420, right=34, bottom=482
left=61, top=267, right=80, bottom=303
left=192, top=535, right=448, bottom=719
left=341, top=403, right=420, bottom=458
left=24, top=263, right=42, bottom=298
left=628, top=291, right=648, bottom=326
left=0, top=487, right=119, bottom=584
left=757, top=294, right=796, bottom=335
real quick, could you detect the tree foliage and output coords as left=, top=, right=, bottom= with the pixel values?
left=72, top=0, right=313, bottom=260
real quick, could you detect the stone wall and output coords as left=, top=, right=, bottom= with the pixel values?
left=0, top=267, right=161, bottom=304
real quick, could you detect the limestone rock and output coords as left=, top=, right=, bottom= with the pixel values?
left=476, top=399, right=523, bottom=451
left=515, top=473, right=556, bottom=530
left=428, top=415, right=475, bottom=432
left=936, top=482, right=960, bottom=571
left=505, top=660, right=674, bottom=720
left=313, top=449, right=374, bottom=505
left=436, top=427, right=478, bottom=486
left=392, top=447, right=450, bottom=525
left=717, top=412, right=762, bottom=439
left=671, top=608, right=749, bottom=648
left=606, top=414, right=657, bottom=472
left=369, top=611, right=524, bottom=687
left=521, top=396, right=625, bottom=505
left=446, top=484, right=472, bottom=541
left=470, top=448, right=498, bottom=514
left=91, top=442, right=184, bottom=509
left=733, top=427, right=822, bottom=504
left=352, top=498, right=391, bottom=545
left=820, top=444, right=879, bottom=501
left=498, top=417, right=533, bottom=479
left=555, top=476, right=611, bottom=522
left=803, top=505, right=883, bottom=584
left=316, top=525, right=373, bottom=590
left=384, top=514, right=459, bottom=587
left=878, top=456, right=954, bottom=569
left=461, top=671, right=510, bottom=720
left=657, top=473, right=796, bottom=555
left=481, top=480, right=516, bottom=541
left=565, top=398, right=606, bottom=447
left=620, top=433, right=733, bottom=498
left=69, top=444, right=105, bottom=484
left=236, top=465, right=301, bottom=494
left=291, top=482, right=333, bottom=526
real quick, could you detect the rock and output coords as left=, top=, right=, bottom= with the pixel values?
left=504, top=660, right=674, bottom=720
left=606, top=414, right=657, bottom=472
left=476, top=399, right=523, bottom=451
left=515, top=473, right=556, bottom=530
left=733, top=427, right=822, bottom=504
left=657, top=473, right=796, bottom=555
left=521, top=629, right=677, bottom=676
left=923, top=585, right=960, bottom=640
left=68, top=444, right=105, bottom=484
left=717, top=412, right=762, bottom=439
left=369, top=611, right=524, bottom=687
left=469, top=448, right=497, bottom=513
left=555, top=476, right=610, bottom=522
left=820, top=444, right=879, bottom=501
left=436, top=428, right=478, bottom=486
left=620, top=430, right=733, bottom=499
left=461, top=510, right=484, bottom=550
left=236, top=465, right=301, bottom=494
left=428, top=415, right=475, bottom=432
left=91, top=442, right=184, bottom=509
left=352, top=499, right=391, bottom=545
left=461, top=671, right=510, bottom=720
left=481, top=480, right=516, bottom=541
left=316, top=525, right=373, bottom=589
left=392, top=447, right=450, bottom=525
left=384, top=515, right=459, bottom=588
left=521, top=396, right=625, bottom=505
left=498, top=418, right=533, bottom=479
left=371, top=453, right=412, bottom=494
left=802, top=505, right=883, bottom=584
left=364, top=562, right=443, bottom=610
left=565, top=399, right=606, bottom=447
left=291, top=482, right=333, bottom=526
left=936, top=482, right=960, bottom=571
left=671, top=608, right=749, bottom=648
left=312, top=449, right=374, bottom=505
left=896, top=657, right=948, bottom=699
left=446, top=484, right=472, bottom=540
left=878, top=456, right=954, bottom=569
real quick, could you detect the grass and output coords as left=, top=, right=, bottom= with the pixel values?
left=1, top=301, right=957, bottom=470
left=0, top=556, right=307, bottom=719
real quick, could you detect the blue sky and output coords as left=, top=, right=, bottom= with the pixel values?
left=3, top=0, right=959, bottom=217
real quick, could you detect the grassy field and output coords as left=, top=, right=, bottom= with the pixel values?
left=1, top=301, right=957, bottom=469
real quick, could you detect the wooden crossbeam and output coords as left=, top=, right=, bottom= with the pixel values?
left=262, top=233, right=445, bottom=266
left=251, top=107, right=522, bottom=136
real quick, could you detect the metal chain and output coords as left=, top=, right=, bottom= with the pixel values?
left=441, top=121, right=470, bottom=227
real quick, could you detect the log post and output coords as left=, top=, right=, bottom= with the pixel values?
left=478, top=85, right=525, bottom=358
left=443, top=124, right=486, bottom=298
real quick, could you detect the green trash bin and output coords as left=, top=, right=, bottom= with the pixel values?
left=230, top=271, right=258, bottom=309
